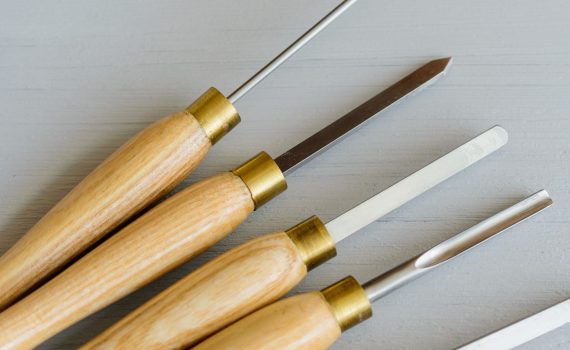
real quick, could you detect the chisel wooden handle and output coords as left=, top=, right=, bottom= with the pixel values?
left=0, top=87, right=240, bottom=311
left=0, top=153, right=286, bottom=349
left=194, top=292, right=341, bottom=350
left=194, top=277, right=372, bottom=350
left=81, top=217, right=335, bottom=350
left=82, top=232, right=307, bottom=349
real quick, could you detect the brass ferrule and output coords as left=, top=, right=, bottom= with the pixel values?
left=186, top=87, right=240, bottom=145
left=321, top=276, right=372, bottom=332
left=232, top=152, right=287, bottom=209
left=286, top=216, right=337, bottom=271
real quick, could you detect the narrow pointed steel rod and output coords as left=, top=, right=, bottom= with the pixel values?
left=363, top=190, right=553, bottom=302
left=228, top=0, right=358, bottom=103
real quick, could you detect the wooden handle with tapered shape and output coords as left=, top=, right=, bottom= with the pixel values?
left=0, top=111, right=211, bottom=311
left=0, top=172, right=254, bottom=350
left=82, top=232, right=308, bottom=350
left=194, top=292, right=341, bottom=350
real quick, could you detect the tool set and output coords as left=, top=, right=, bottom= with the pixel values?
left=0, top=58, right=450, bottom=349
left=0, top=0, right=358, bottom=312
left=80, top=126, right=507, bottom=349
left=0, top=1, right=560, bottom=349
left=192, top=191, right=552, bottom=350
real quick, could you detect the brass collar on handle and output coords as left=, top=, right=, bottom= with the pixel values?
left=232, top=152, right=287, bottom=209
left=321, top=276, right=372, bottom=332
left=286, top=216, right=337, bottom=271
left=186, top=87, right=240, bottom=145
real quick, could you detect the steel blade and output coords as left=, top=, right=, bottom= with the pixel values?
left=326, top=125, right=509, bottom=243
left=228, top=0, right=359, bottom=103
left=362, top=190, right=552, bottom=302
left=275, top=57, right=453, bottom=175
left=458, top=299, right=570, bottom=350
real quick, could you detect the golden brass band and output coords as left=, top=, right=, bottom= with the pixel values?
left=321, top=276, right=372, bottom=332
left=186, top=87, right=240, bottom=144
left=286, top=216, right=337, bottom=271
left=232, top=152, right=287, bottom=209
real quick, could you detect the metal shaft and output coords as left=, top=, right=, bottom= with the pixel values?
left=459, top=298, right=570, bottom=350
left=228, top=0, right=358, bottom=103
left=325, top=125, right=507, bottom=243
left=275, top=57, right=453, bottom=175
left=362, top=190, right=552, bottom=303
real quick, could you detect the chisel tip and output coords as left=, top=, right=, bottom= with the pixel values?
left=489, top=125, right=509, bottom=147
left=430, top=57, right=453, bottom=75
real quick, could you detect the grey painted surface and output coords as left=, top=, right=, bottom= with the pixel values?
left=0, top=0, right=568, bottom=349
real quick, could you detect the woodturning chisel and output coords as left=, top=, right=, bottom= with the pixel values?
left=193, top=190, right=553, bottom=350
left=0, top=58, right=451, bottom=349
left=0, top=0, right=358, bottom=311
left=81, top=126, right=508, bottom=350
left=459, top=298, right=570, bottom=349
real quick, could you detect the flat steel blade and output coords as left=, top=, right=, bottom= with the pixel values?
left=326, top=126, right=509, bottom=243
left=275, top=57, right=452, bottom=175
left=458, top=299, right=570, bottom=350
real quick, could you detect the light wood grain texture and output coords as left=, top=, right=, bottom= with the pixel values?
left=82, top=232, right=307, bottom=350
left=194, top=292, right=341, bottom=350
left=0, top=111, right=210, bottom=311
left=0, top=172, right=254, bottom=350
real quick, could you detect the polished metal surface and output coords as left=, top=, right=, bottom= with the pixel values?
left=326, top=125, right=507, bottom=243
left=186, top=87, right=240, bottom=144
left=274, top=57, right=453, bottom=175
left=320, top=276, right=372, bottom=332
left=227, top=0, right=358, bottom=103
left=286, top=216, right=337, bottom=271
left=231, top=151, right=287, bottom=209
left=363, top=190, right=553, bottom=303
left=458, top=298, right=570, bottom=350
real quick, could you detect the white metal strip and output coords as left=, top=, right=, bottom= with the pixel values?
left=458, top=299, right=570, bottom=350
left=325, top=125, right=509, bottom=243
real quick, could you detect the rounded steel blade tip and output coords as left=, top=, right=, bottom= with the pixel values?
left=532, top=189, right=553, bottom=205
left=488, top=124, right=509, bottom=146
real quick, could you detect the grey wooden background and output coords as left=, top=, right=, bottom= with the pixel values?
left=1, top=0, right=569, bottom=349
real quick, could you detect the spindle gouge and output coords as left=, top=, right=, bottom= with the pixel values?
left=193, top=190, right=553, bottom=350
left=81, top=126, right=507, bottom=350
left=0, top=0, right=358, bottom=311
left=0, top=57, right=451, bottom=350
